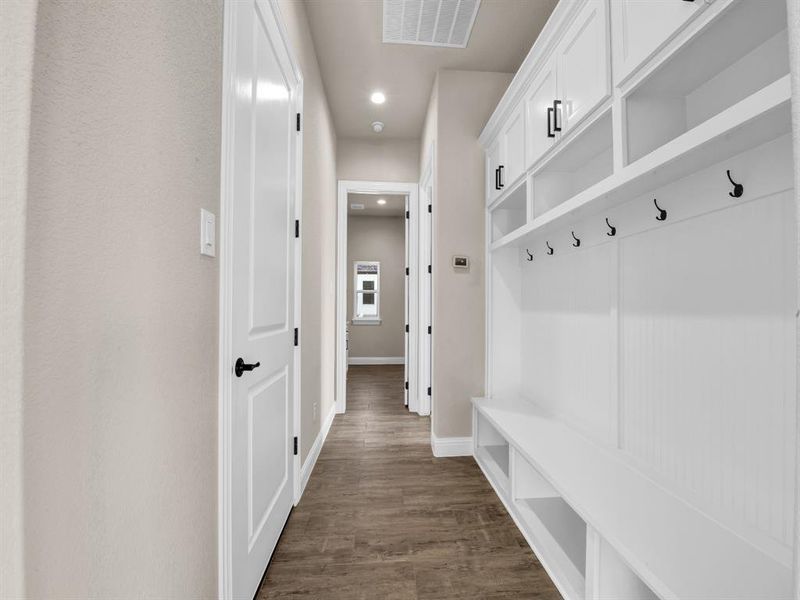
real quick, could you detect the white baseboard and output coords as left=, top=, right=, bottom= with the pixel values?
left=431, top=432, right=473, bottom=457
left=348, top=356, right=405, bottom=365
left=298, top=405, right=336, bottom=499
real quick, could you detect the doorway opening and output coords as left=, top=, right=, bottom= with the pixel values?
left=336, top=180, right=431, bottom=418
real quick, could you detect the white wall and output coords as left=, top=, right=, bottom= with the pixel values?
left=346, top=215, right=406, bottom=359
left=277, top=0, right=338, bottom=462
left=784, top=1, right=800, bottom=595
left=338, top=138, right=420, bottom=182
left=22, top=0, right=222, bottom=595
left=0, top=1, right=38, bottom=596
left=420, top=70, right=513, bottom=439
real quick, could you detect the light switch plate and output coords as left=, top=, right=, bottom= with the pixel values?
left=200, top=209, right=216, bottom=257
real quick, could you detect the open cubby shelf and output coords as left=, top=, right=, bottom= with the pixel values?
left=489, top=179, right=527, bottom=242
left=532, top=109, right=613, bottom=219
left=625, top=0, right=789, bottom=164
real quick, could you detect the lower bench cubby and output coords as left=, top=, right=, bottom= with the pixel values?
left=474, top=410, right=510, bottom=496
left=512, top=448, right=587, bottom=600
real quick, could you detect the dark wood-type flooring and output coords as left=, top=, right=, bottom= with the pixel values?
left=258, top=365, right=561, bottom=599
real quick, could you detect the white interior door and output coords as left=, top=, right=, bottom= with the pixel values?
left=227, top=1, right=297, bottom=598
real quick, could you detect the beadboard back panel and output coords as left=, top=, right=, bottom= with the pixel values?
left=521, top=244, right=616, bottom=445
left=489, top=247, right=523, bottom=400
left=619, top=191, right=797, bottom=563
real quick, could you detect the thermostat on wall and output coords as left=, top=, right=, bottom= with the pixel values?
left=452, top=256, right=469, bottom=270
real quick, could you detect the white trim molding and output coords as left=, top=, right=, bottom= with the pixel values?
left=348, top=356, right=405, bottom=365
left=431, top=432, right=474, bottom=458
left=298, top=405, right=336, bottom=499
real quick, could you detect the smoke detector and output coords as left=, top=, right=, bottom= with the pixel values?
left=371, top=121, right=385, bottom=133
left=383, top=0, right=481, bottom=48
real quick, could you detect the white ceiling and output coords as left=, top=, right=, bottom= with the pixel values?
left=304, top=0, right=558, bottom=140
left=348, top=193, right=407, bottom=216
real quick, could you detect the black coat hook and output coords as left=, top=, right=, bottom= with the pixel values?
left=546, top=241, right=554, bottom=255
left=605, top=218, right=616, bottom=237
left=571, top=231, right=581, bottom=247
left=727, top=170, right=743, bottom=198
left=654, top=198, right=667, bottom=221
left=525, top=249, right=533, bottom=262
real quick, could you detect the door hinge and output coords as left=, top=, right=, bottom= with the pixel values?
left=427, top=386, right=431, bottom=396
left=295, top=219, right=300, bottom=238
left=405, top=267, right=409, bottom=276
left=296, top=113, right=301, bottom=132
left=405, top=210, right=409, bottom=219
left=428, top=204, right=431, bottom=213
left=293, top=436, right=298, bottom=455
left=404, top=381, right=408, bottom=390
left=405, top=324, right=409, bottom=333
left=294, top=327, right=299, bottom=347
left=427, top=264, right=431, bottom=274
left=427, top=325, right=431, bottom=335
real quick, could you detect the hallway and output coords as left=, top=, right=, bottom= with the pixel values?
left=258, top=365, right=560, bottom=599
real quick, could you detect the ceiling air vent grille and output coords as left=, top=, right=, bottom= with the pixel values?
left=383, top=0, right=481, bottom=48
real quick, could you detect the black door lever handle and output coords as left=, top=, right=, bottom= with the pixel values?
left=235, top=357, right=261, bottom=377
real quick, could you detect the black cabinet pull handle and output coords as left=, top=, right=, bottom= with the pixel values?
left=494, top=167, right=500, bottom=190
left=553, top=100, right=562, bottom=132
left=547, top=107, right=555, bottom=138
left=498, top=165, right=504, bottom=188
left=235, top=357, right=261, bottom=377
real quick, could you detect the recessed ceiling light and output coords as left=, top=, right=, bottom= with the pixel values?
left=377, top=198, right=387, bottom=205
left=370, top=91, right=386, bottom=104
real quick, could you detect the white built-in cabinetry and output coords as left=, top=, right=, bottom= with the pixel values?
left=478, top=0, right=797, bottom=598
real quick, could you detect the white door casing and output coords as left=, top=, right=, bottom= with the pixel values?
left=419, top=154, right=433, bottom=418
left=219, top=1, right=302, bottom=598
left=336, top=181, right=421, bottom=415
left=404, top=195, right=410, bottom=407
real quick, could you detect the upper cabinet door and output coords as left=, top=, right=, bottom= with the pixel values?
left=611, top=0, right=703, bottom=86
left=500, top=103, right=526, bottom=189
left=486, top=137, right=503, bottom=204
left=557, top=0, right=610, bottom=133
left=524, top=58, right=558, bottom=170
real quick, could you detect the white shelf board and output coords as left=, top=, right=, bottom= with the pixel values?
left=471, top=396, right=793, bottom=600
left=490, top=75, right=792, bottom=251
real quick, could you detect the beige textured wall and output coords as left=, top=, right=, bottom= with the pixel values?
left=346, top=216, right=406, bottom=358
left=422, top=70, right=513, bottom=439
left=338, top=138, right=420, bottom=182
left=277, top=0, right=338, bottom=459
left=22, top=1, right=222, bottom=596
left=0, top=1, right=38, bottom=596
left=419, top=75, right=438, bottom=180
